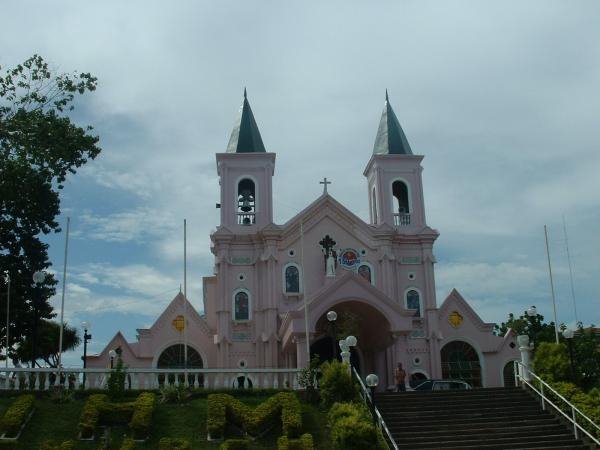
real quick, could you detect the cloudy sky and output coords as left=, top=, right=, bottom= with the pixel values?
left=2, top=1, right=599, bottom=366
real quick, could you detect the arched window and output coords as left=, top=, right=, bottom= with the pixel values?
left=406, top=289, right=421, bottom=317
left=237, top=178, right=255, bottom=225
left=157, top=344, right=203, bottom=369
left=441, top=340, right=482, bottom=387
left=284, top=264, right=301, bottom=293
left=371, top=187, right=378, bottom=224
left=392, top=180, right=410, bottom=226
left=233, top=290, right=250, bottom=321
left=357, top=264, right=372, bottom=284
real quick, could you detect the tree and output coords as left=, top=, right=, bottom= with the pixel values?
left=495, top=310, right=557, bottom=347
left=532, top=342, right=570, bottom=382
left=0, top=55, right=100, bottom=363
left=13, top=320, right=80, bottom=367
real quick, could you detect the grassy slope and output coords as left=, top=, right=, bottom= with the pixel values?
left=0, top=393, right=329, bottom=449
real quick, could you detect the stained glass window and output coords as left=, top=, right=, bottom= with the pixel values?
left=441, top=340, right=482, bottom=387
left=285, top=265, right=300, bottom=293
left=358, top=264, right=372, bottom=283
left=406, top=289, right=421, bottom=317
left=157, top=344, right=203, bottom=369
left=234, top=291, right=250, bottom=321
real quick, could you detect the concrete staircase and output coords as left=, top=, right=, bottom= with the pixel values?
left=376, top=387, right=594, bottom=450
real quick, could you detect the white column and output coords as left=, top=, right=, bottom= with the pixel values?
left=517, top=335, right=533, bottom=382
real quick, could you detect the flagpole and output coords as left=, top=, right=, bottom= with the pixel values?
left=4, top=272, right=10, bottom=368
left=562, top=215, right=579, bottom=325
left=57, top=217, right=70, bottom=369
left=300, top=220, right=310, bottom=363
left=183, top=219, right=188, bottom=372
left=544, top=225, right=560, bottom=344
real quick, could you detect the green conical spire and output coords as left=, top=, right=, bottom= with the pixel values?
left=372, top=90, right=412, bottom=155
left=226, top=88, right=266, bottom=153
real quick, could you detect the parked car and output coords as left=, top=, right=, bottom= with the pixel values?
left=413, top=379, right=472, bottom=391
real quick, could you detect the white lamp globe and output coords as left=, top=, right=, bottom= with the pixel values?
left=346, top=335, right=357, bottom=347
left=526, top=305, right=537, bottom=317
left=81, top=321, right=91, bottom=331
left=326, top=311, right=337, bottom=322
left=365, top=373, right=379, bottom=388
left=108, top=349, right=117, bottom=358
left=32, top=271, right=45, bottom=284
left=562, top=328, right=575, bottom=339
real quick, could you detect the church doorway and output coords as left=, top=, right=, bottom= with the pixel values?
left=309, top=336, right=361, bottom=374
left=440, top=340, right=482, bottom=387
left=503, top=361, right=517, bottom=387
left=157, top=344, right=204, bottom=387
left=312, top=300, right=392, bottom=377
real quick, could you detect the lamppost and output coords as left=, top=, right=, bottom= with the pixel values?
left=3, top=271, right=9, bottom=368
left=339, top=335, right=357, bottom=373
left=365, top=373, right=379, bottom=425
left=109, top=349, right=116, bottom=369
left=81, top=321, right=92, bottom=387
left=326, top=310, right=337, bottom=360
left=562, top=328, right=575, bottom=382
left=31, top=271, right=46, bottom=369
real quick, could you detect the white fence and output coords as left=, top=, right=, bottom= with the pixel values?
left=0, top=367, right=303, bottom=391
left=514, top=361, right=599, bottom=446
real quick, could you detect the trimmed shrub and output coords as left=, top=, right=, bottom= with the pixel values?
left=319, top=360, right=358, bottom=407
left=219, top=439, right=250, bottom=450
left=39, top=441, right=75, bottom=450
left=120, top=438, right=137, bottom=450
left=129, top=392, right=156, bottom=439
left=207, top=392, right=302, bottom=439
left=327, top=402, right=386, bottom=450
left=277, top=433, right=314, bottom=450
left=78, top=392, right=157, bottom=439
left=158, top=438, right=192, bottom=449
left=550, top=382, right=600, bottom=437
left=0, top=394, right=34, bottom=437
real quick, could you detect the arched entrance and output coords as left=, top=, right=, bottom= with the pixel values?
left=311, top=300, right=392, bottom=378
left=503, top=361, right=517, bottom=387
left=157, top=344, right=204, bottom=387
left=441, top=340, right=482, bottom=387
left=409, top=371, right=428, bottom=388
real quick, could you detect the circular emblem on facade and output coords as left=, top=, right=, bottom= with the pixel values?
left=408, top=272, right=416, bottom=280
left=448, top=311, right=464, bottom=328
left=338, top=248, right=361, bottom=270
left=288, top=249, right=296, bottom=257
left=172, top=315, right=185, bottom=332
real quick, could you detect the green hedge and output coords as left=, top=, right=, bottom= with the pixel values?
left=38, top=441, right=75, bottom=450
left=327, top=402, right=386, bottom=450
left=0, top=394, right=34, bottom=437
left=549, top=382, right=600, bottom=438
left=158, top=437, right=192, bottom=449
left=319, top=361, right=359, bottom=407
left=77, top=392, right=157, bottom=439
left=277, top=433, right=314, bottom=450
left=120, top=438, right=137, bottom=450
left=219, top=439, right=250, bottom=450
left=207, top=392, right=302, bottom=439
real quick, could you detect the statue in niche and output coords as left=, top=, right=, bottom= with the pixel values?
left=319, top=234, right=337, bottom=278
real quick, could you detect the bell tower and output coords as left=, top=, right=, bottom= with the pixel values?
left=363, top=91, right=427, bottom=230
left=216, top=89, right=275, bottom=231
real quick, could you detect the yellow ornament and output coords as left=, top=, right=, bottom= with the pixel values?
left=448, top=311, right=463, bottom=328
left=172, top=315, right=185, bottom=332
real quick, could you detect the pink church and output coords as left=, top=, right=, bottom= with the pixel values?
left=88, top=91, right=519, bottom=389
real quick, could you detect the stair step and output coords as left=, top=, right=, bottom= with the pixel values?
left=378, top=387, right=585, bottom=449
left=395, top=434, right=583, bottom=449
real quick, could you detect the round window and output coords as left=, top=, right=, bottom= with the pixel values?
left=413, top=356, right=421, bottom=366
left=238, top=273, right=246, bottom=281
left=238, top=359, right=247, bottom=368
left=408, top=272, right=416, bottom=280
left=288, top=249, right=296, bottom=257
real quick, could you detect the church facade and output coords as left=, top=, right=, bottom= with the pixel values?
left=88, top=92, right=519, bottom=389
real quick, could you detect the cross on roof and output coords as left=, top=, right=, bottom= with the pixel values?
left=320, top=177, right=331, bottom=195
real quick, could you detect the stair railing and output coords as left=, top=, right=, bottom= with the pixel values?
left=514, top=361, right=599, bottom=445
left=351, top=366, right=399, bottom=450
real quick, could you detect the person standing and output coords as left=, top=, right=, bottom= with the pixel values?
left=394, top=362, right=406, bottom=392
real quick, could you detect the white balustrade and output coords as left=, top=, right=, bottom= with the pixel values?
left=0, top=367, right=303, bottom=392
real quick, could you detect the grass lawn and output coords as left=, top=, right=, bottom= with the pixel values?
left=0, top=391, right=330, bottom=449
